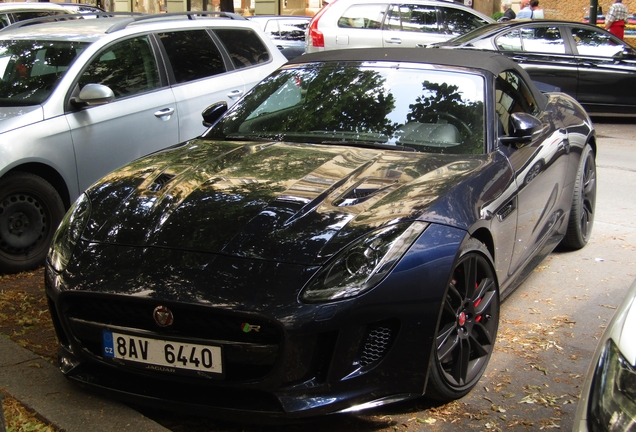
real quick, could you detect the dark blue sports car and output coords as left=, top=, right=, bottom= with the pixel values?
left=45, top=48, right=597, bottom=421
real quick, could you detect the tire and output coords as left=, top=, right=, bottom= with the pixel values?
left=0, top=172, right=65, bottom=274
left=561, top=144, right=596, bottom=250
left=426, top=238, right=499, bottom=402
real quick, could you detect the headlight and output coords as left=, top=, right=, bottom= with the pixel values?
left=589, top=339, right=636, bottom=431
left=301, top=222, right=427, bottom=303
left=47, top=193, right=91, bottom=273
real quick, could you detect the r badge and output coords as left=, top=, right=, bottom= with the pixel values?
left=241, top=322, right=260, bottom=333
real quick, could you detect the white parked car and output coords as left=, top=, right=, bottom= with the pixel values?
left=0, top=13, right=287, bottom=273
left=306, top=0, right=493, bottom=53
left=573, top=279, right=636, bottom=431
left=0, top=2, right=78, bottom=28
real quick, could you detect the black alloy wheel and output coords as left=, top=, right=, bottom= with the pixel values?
left=0, top=172, right=65, bottom=274
left=561, top=144, right=596, bottom=250
left=426, top=239, right=499, bottom=401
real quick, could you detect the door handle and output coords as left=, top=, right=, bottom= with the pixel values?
left=385, top=38, right=402, bottom=45
left=154, top=107, right=175, bottom=120
left=227, top=89, right=243, bottom=99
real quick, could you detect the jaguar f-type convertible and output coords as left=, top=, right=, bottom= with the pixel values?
left=45, top=48, right=597, bottom=420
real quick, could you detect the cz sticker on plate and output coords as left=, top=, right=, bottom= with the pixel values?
left=102, top=330, right=223, bottom=374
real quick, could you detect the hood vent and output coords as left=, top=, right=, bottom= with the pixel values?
left=333, top=178, right=398, bottom=207
left=147, top=173, right=176, bottom=192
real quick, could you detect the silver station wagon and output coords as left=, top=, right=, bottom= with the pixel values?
left=0, top=13, right=287, bottom=273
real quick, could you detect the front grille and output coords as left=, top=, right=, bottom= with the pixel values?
left=60, top=294, right=282, bottom=381
left=357, top=320, right=398, bottom=368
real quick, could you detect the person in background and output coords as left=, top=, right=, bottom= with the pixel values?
left=530, top=0, right=544, bottom=18
left=605, top=0, right=629, bottom=40
left=502, top=0, right=516, bottom=20
left=516, top=0, right=533, bottom=18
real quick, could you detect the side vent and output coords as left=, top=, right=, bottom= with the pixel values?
left=357, top=319, right=399, bottom=368
left=147, top=173, right=175, bottom=192
left=333, top=178, right=397, bottom=207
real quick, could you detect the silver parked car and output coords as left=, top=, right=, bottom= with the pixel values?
left=305, top=0, right=493, bottom=53
left=0, top=13, right=287, bottom=273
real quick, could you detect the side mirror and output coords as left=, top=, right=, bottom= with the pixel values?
left=70, top=83, right=115, bottom=107
left=201, top=102, right=228, bottom=128
left=617, top=46, right=636, bottom=59
left=499, top=112, right=544, bottom=146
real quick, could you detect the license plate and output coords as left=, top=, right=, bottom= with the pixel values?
left=102, top=330, right=222, bottom=374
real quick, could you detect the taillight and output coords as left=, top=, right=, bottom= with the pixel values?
left=308, top=1, right=336, bottom=47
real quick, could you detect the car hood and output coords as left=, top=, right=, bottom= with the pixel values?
left=611, top=281, right=636, bottom=366
left=84, top=140, right=500, bottom=265
left=0, top=106, right=43, bottom=133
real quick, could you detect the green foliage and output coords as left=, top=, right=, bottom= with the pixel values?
left=492, top=11, right=504, bottom=20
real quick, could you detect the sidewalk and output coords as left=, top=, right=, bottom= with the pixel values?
left=0, top=334, right=169, bottom=432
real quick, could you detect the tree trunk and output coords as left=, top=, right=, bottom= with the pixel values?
left=219, top=0, right=234, bottom=12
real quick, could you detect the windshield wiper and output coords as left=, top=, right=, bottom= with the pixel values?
left=224, top=134, right=277, bottom=142
left=320, top=141, right=416, bottom=152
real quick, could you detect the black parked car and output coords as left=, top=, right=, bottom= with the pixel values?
left=46, top=48, right=597, bottom=421
left=432, top=20, right=636, bottom=116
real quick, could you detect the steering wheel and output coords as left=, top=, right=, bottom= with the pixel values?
left=419, top=112, right=472, bottom=137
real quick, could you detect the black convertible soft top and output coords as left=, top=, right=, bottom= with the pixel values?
left=289, top=47, right=548, bottom=109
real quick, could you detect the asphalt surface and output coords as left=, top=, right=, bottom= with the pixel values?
left=0, top=117, right=634, bottom=432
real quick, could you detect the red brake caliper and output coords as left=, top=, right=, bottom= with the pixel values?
left=474, top=282, right=483, bottom=323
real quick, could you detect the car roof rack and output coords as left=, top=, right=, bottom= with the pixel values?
left=0, top=12, right=144, bottom=33
left=105, top=11, right=246, bottom=33
left=0, top=10, right=245, bottom=35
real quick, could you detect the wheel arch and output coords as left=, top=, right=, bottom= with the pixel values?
left=587, top=136, right=597, bottom=158
left=6, top=163, right=71, bottom=209
left=469, top=227, right=495, bottom=267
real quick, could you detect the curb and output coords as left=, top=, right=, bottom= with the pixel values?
left=0, top=334, right=169, bottom=432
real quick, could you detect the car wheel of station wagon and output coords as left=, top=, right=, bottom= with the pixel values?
left=561, top=144, right=596, bottom=250
left=426, top=238, right=499, bottom=401
left=0, top=172, right=65, bottom=273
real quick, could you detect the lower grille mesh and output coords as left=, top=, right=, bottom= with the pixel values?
left=358, top=320, right=398, bottom=368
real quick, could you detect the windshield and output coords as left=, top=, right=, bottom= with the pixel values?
left=205, top=62, right=485, bottom=154
left=0, top=40, right=88, bottom=106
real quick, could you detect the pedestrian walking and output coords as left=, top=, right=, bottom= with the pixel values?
left=530, top=0, right=544, bottom=18
left=605, top=0, right=629, bottom=40
left=502, top=0, right=516, bottom=20
left=516, top=0, right=533, bottom=19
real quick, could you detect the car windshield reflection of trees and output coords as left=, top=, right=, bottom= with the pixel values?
left=208, top=63, right=485, bottom=155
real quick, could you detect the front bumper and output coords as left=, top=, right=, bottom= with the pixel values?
left=45, top=224, right=465, bottom=420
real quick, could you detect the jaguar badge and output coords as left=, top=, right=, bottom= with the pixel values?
left=153, top=305, right=174, bottom=327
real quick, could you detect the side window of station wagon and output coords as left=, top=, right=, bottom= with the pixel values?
left=79, top=36, right=160, bottom=99
left=159, top=30, right=226, bottom=83
left=214, top=28, right=271, bottom=68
